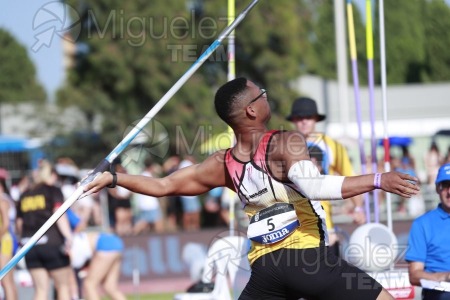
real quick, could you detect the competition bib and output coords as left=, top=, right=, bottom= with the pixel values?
left=247, top=203, right=300, bottom=245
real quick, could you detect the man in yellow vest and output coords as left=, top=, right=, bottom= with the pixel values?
left=287, top=97, right=366, bottom=254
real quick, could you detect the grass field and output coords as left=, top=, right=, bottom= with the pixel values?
left=103, top=293, right=176, bottom=300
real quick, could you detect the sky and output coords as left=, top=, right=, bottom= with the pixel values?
left=0, top=1, right=67, bottom=101
left=1, top=0, right=450, bottom=102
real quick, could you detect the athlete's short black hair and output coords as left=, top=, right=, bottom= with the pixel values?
left=214, top=77, right=248, bottom=124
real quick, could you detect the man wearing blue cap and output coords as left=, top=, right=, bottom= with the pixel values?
left=406, top=163, right=450, bottom=300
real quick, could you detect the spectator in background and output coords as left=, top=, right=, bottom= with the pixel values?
left=132, top=157, right=164, bottom=234
left=424, top=141, right=443, bottom=190
left=219, top=187, right=242, bottom=229
left=395, top=147, right=421, bottom=214
left=0, top=169, right=18, bottom=300
left=162, top=155, right=182, bottom=231
left=286, top=97, right=365, bottom=224
left=55, top=157, right=100, bottom=228
left=107, top=161, right=133, bottom=236
left=308, top=145, right=340, bottom=257
left=16, top=160, right=73, bottom=300
left=400, top=146, right=416, bottom=170
left=406, top=163, right=450, bottom=300
left=63, top=208, right=84, bottom=300
left=0, top=169, right=17, bottom=233
left=202, top=187, right=227, bottom=228
left=178, top=155, right=202, bottom=231
left=444, top=146, right=450, bottom=164
left=79, top=169, right=104, bottom=227
left=70, top=229, right=126, bottom=300
left=203, top=187, right=241, bottom=229
left=66, top=207, right=126, bottom=300
left=9, top=172, right=31, bottom=202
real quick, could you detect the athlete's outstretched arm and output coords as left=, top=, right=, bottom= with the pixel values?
left=84, top=151, right=233, bottom=197
left=274, top=131, right=420, bottom=200
left=339, top=171, right=419, bottom=199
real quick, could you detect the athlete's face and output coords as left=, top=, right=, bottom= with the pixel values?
left=437, top=180, right=450, bottom=213
left=246, top=81, right=270, bottom=122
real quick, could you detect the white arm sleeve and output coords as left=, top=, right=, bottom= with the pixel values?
left=287, top=160, right=345, bottom=200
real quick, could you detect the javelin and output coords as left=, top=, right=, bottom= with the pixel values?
left=365, top=0, right=380, bottom=222
left=346, top=0, right=370, bottom=222
left=0, top=0, right=260, bottom=279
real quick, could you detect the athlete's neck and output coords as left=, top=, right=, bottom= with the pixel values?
left=232, top=129, right=268, bottom=161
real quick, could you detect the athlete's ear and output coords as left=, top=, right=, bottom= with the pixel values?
left=245, top=105, right=257, bottom=119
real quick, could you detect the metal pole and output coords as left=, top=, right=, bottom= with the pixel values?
left=365, top=0, right=380, bottom=222
left=378, top=0, right=393, bottom=231
left=227, top=0, right=237, bottom=237
left=334, top=0, right=350, bottom=137
left=346, top=0, right=371, bottom=222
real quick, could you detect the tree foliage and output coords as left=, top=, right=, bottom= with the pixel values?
left=0, top=28, right=46, bottom=103
left=58, top=0, right=315, bottom=158
left=57, top=0, right=450, bottom=163
left=422, top=0, right=450, bottom=82
left=307, top=0, right=367, bottom=84
left=192, top=0, right=316, bottom=126
left=60, top=0, right=211, bottom=154
left=374, top=0, right=427, bottom=83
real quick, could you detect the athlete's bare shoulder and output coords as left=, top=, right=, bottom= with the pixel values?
left=209, top=149, right=228, bottom=164
left=268, top=130, right=309, bottom=161
left=265, top=131, right=309, bottom=181
left=196, top=149, right=233, bottom=189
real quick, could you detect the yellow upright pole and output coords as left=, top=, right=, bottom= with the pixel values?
left=227, top=0, right=236, bottom=236
left=228, top=0, right=236, bottom=82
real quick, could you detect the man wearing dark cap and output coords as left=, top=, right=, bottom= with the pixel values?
left=287, top=97, right=365, bottom=228
left=406, top=163, right=450, bottom=300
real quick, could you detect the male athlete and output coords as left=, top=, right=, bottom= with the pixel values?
left=85, top=77, right=419, bottom=300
